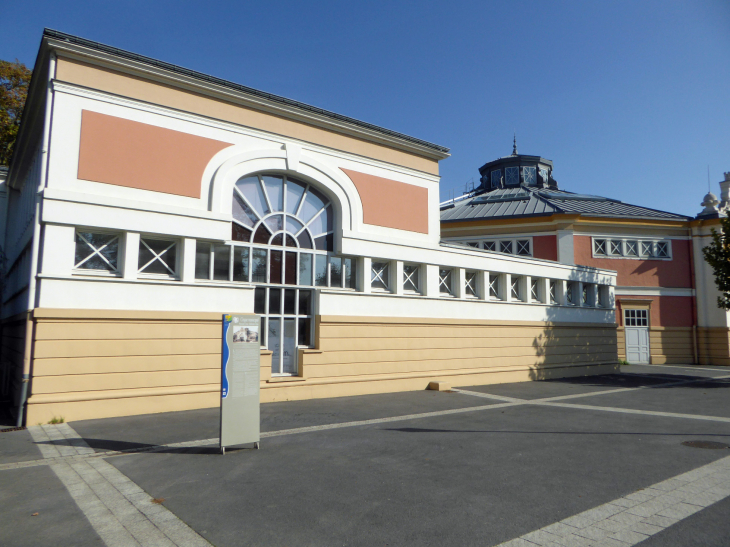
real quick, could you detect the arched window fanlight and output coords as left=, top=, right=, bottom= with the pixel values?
left=232, top=174, right=333, bottom=252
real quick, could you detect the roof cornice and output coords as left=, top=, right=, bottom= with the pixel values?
left=42, top=29, right=450, bottom=161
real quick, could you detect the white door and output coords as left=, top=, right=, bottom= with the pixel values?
left=624, top=309, right=650, bottom=364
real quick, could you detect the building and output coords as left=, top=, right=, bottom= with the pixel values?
left=1, top=30, right=620, bottom=424
left=441, top=146, right=730, bottom=368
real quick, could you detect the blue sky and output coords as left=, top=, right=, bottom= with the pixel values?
left=2, top=0, right=728, bottom=217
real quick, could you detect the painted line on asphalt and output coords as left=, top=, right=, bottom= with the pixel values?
left=28, top=424, right=212, bottom=547
left=633, top=364, right=730, bottom=374
left=497, top=453, right=730, bottom=547
left=535, top=401, right=730, bottom=424
left=0, top=401, right=518, bottom=471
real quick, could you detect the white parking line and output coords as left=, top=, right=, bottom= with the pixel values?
left=497, top=454, right=730, bottom=547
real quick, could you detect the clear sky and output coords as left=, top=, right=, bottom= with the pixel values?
left=1, top=0, right=728, bottom=217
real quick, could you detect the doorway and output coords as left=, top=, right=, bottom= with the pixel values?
left=624, top=308, right=650, bottom=364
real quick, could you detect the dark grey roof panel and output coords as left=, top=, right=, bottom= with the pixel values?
left=441, top=186, right=691, bottom=222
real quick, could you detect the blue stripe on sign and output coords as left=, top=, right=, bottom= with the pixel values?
left=221, top=318, right=230, bottom=398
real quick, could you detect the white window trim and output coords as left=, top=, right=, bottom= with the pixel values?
left=72, top=230, right=122, bottom=277
left=138, top=238, right=180, bottom=280
left=590, top=237, right=672, bottom=261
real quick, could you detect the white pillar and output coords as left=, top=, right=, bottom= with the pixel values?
left=557, top=229, right=574, bottom=265
left=394, top=261, right=404, bottom=296
left=424, top=264, right=440, bottom=297
left=123, top=232, right=140, bottom=280
left=359, top=257, right=372, bottom=294
left=477, top=271, right=488, bottom=301
left=524, top=275, right=533, bottom=304
left=455, top=268, right=466, bottom=299
left=504, top=273, right=513, bottom=303
left=181, top=238, right=197, bottom=283
left=557, top=279, right=568, bottom=306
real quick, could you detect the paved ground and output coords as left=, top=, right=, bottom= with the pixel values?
left=1, top=363, right=729, bottom=547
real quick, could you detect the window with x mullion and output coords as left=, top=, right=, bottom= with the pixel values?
left=139, top=238, right=178, bottom=276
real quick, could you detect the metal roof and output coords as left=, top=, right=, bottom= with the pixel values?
left=42, top=29, right=450, bottom=156
left=440, top=187, right=691, bottom=223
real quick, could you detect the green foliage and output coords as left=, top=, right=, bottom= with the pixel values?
left=618, top=359, right=630, bottom=366
left=702, top=216, right=730, bottom=310
left=0, top=59, right=32, bottom=166
left=48, top=416, right=65, bottom=424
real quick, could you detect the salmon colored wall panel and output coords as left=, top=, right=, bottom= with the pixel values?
left=574, top=236, right=692, bottom=288
left=340, top=168, right=429, bottom=234
left=77, top=110, right=231, bottom=198
left=532, top=235, right=557, bottom=261
left=617, top=295, right=693, bottom=327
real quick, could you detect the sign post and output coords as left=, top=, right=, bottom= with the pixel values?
left=220, top=314, right=261, bottom=454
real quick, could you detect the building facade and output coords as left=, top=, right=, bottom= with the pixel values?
left=442, top=149, right=730, bottom=368
left=0, top=31, right=619, bottom=425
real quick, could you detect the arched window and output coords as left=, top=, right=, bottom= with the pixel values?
left=196, top=173, right=355, bottom=375
left=232, top=174, right=333, bottom=252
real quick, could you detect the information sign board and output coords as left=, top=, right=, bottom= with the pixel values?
left=220, top=314, right=260, bottom=453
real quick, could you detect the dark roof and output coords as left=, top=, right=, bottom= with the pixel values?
left=43, top=29, right=449, bottom=156
left=440, top=187, right=691, bottom=223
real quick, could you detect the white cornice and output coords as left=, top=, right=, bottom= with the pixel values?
left=615, top=287, right=694, bottom=297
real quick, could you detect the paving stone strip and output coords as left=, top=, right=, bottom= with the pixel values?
left=496, top=453, right=730, bottom=547
left=28, top=424, right=212, bottom=547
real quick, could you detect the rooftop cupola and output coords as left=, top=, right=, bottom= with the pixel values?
left=477, top=138, right=557, bottom=192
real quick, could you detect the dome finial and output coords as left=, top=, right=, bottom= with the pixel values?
left=512, top=132, right=518, bottom=155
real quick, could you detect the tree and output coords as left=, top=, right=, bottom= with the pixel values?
left=702, top=215, right=730, bottom=309
left=0, top=59, right=33, bottom=166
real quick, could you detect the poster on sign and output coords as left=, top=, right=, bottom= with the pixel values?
left=220, top=314, right=261, bottom=454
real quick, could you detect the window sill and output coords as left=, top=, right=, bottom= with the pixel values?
left=267, top=376, right=306, bottom=384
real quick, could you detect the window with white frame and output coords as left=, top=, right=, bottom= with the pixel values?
left=592, top=237, right=671, bottom=260
left=491, top=170, right=501, bottom=188
left=139, top=238, right=178, bottom=276
left=439, top=269, right=452, bottom=295
left=624, top=308, right=648, bottom=327
left=74, top=232, right=120, bottom=274
left=582, top=284, right=588, bottom=305
left=523, top=166, right=536, bottom=186
left=465, top=242, right=479, bottom=248
left=566, top=282, right=574, bottom=305
left=403, top=264, right=419, bottom=293
left=465, top=271, right=478, bottom=297
left=511, top=276, right=522, bottom=301
left=640, top=241, right=653, bottom=257
left=489, top=273, right=500, bottom=299
left=480, top=238, right=532, bottom=257
left=371, top=261, right=390, bottom=291
left=549, top=280, right=557, bottom=304
left=531, top=278, right=539, bottom=302
left=505, top=166, right=519, bottom=185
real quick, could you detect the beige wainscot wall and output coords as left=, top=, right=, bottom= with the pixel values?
left=25, top=308, right=619, bottom=422
left=616, top=326, right=696, bottom=365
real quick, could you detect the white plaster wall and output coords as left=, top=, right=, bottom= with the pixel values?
left=692, top=227, right=730, bottom=328
left=37, top=277, right=255, bottom=313
left=319, top=290, right=615, bottom=323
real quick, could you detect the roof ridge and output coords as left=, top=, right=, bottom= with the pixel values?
left=527, top=186, right=567, bottom=214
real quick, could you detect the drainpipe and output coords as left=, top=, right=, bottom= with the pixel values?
left=16, top=52, right=56, bottom=427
